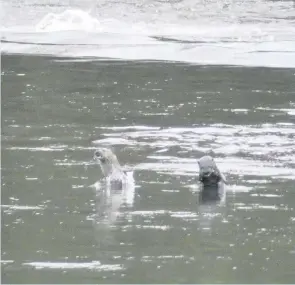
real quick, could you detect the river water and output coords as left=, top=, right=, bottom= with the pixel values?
left=1, top=0, right=295, bottom=284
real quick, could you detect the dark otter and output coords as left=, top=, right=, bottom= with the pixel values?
left=198, top=155, right=226, bottom=204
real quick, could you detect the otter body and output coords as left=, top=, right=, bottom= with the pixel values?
left=92, top=148, right=135, bottom=224
left=93, top=148, right=128, bottom=190
left=198, top=155, right=226, bottom=204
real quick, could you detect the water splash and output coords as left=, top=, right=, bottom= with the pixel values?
left=2, top=1, right=295, bottom=67
left=36, top=9, right=101, bottom=32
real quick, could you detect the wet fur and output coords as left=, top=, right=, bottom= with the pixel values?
left=93, top=148, right=127, bottom=188
left=198, top=155, right=226, bottom=204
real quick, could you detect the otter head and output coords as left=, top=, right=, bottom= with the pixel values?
left=198, top=155, right=221, bottom=187
left=93, top=148, right=122, bottom=177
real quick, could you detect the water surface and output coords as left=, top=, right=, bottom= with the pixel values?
left=1, top=54, right=295, bottom=283
left=1, top=0, right=295, bottom=67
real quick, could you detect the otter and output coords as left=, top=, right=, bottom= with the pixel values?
left=92, top=148, right=135, bottom=225
left=198, top=155, right=226, bottom=204
left=93, top=148, right=128, bottom=190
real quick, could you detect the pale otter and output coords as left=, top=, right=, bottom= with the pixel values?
left=93, top=148, right=128, bottom=190
left=198, top=155, right=226, bottom=204
left=92, top=148, right=135, bottom=225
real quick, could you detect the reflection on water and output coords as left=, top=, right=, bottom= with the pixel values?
left=91, top=171, right=135, bottom=226
left=198, top=182, right=226, bottom=206
left=198, top=204, right=225, bottom=233
left=198, top=182, right=227, bottom=232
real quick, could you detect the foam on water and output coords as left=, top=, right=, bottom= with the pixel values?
left=7, top=146, right=67, bottom=152
left=35, top=9, right=101, bottom=32
left=23, top=261, right=123, bottom=271
left=1, top=260, right=14, bottom=264
left=1, top=0, right=295, bottom=67
left=1, top=205, right=44, bottom=211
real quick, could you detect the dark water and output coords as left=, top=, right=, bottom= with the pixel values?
left=1, top=54, right=295, bottom=283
